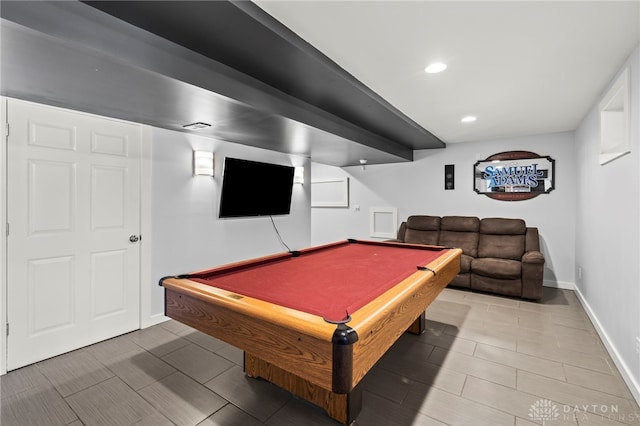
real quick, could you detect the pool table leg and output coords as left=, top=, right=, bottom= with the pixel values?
left=406, top=311, right=426, bottom=335
left=244, top=352, right=362, bottom=424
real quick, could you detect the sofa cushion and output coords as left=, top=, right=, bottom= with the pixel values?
left=472, top=258, right=522, bottom=279
left=404, top=215, right=440, bottom=245
left=441, top=216, right=480, bottom=232
left=406, top=215, right=441, bottom=231
left=478, top=218, right=526, bottom=260
left=480, top=218, right=526, bottom=235
left=478, top=234, right=525, bottom=260
left=439, top=231, right=479, bottom=257
left=460, top=254, right=473, bottom=273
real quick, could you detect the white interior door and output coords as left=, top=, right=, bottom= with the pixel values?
left=7, top=99, right=141, bottom=370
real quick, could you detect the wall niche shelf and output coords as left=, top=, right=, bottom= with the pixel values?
left=599, top=68, right=630, bottom=165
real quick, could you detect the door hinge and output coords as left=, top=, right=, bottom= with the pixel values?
left=5, top=223, right=8, bottom=237
left=6, top=323, right=9, bottom=337
left=5, top=122, right=9, bottom=137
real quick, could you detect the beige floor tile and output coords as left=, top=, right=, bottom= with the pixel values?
left=162, top=343, right=234, bottom=384
left=205, top=365, right=291, bottom=422
left=403, top=383, right=515, bottom=426
left=377, top=352, right=467, bottom=396
left=419, top=330, right=477, bottom=355
left=555, top=331, right=607, bottom=355
left=384, top=334, right=436, bottom=360
left=215, top=344, right=244, bottom=366
left=517, top=371, right=639, bottom=422
left=109, top=348, right=176, bottom=390
left=66, top=376, right=157, bottom=425
left=491, top=304, right=593, bottom=331
left=36, top=349, right=114, bottom=397
left=129, top=324, right=191, bottom=357
left=517, top=339, right=613, bottom=374
left=437, top=287, right=468, bottom=301
left=1, top=385, right=78, bottom=426
left=159, top=318, right=193, bottom=334
left=463, top=291, right=521, bottom=308
left=264, top=396, right=341, bottom=426
left=3, top=287, right=637, bottom=426
left=0, top=363, right=51, bottom=397
left=445, top=324, right=518, bottom=351
left=133, top=411, right=174, bottom=426
left=474, top=343, right=566, bottom=380
left=428, top=346, right=517, bottom=387
left=574, top=410, right=640, bottom=425
left=423, top=319, right=448, bottom=336
left=563, top=364, right=635, bottom=399
left=179, top=329, right=229, bottom=353
left=462, top=375, right=577, bottom=425
left=353, top=391, right=447, bottom=426
left=84, top=332, right=142, bottom=365
left=515, top=414, right=578, bottom=426
left=425, top=300, right=474, bottom=328
left=199, top=403, right=265, bottom=426
left=138, top=371, right=227, bottom=425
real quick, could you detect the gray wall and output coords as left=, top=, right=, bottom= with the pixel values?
left=150, top=127, right=311, bottom=317
left=311, top=131, right=577, bottom=288
left=574, top=44, right=640, bottom=397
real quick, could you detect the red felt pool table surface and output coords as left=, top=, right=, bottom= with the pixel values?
left=187, top=240, right=446, bottom=322
left=161, top=239, right=461, bottom=424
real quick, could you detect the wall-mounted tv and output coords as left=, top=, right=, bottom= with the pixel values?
left=219, top=157, right=295, bottom=218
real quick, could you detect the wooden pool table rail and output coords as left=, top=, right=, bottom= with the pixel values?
left=161, top=245, right=461, bottom=424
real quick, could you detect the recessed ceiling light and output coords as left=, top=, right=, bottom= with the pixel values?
left=424, top=62, right=447, bottom=74
left=183, top=122, right=212, bottom=130
left=461, top=115, right=477, bottom=123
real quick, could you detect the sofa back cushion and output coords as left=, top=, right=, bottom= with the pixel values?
left=404, top=215, right=440, bottom=245
left=478, top=218, right=526, bottom=260
left=438, top=216, right=480, bottom=257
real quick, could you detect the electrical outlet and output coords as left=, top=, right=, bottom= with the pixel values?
left=578, top=267, right=583, bottom=280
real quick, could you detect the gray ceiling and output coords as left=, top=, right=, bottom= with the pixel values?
left=1, top=0, right=446, bottom=167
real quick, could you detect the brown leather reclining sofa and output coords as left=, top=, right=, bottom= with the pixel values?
left=393, top=215, right=545, bottom=300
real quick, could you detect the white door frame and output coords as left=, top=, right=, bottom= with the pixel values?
left=1, top=97, right=8, bottom=374
left=0, top=98, right=153, bottom=374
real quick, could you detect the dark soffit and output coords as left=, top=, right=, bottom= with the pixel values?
left=82, top=0, right=444, bottom=151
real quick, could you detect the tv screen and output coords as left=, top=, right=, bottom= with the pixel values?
left=219, top=157, right=295, bottom=218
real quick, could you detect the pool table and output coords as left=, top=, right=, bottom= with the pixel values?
left=160, top=239, right=461, bottom=424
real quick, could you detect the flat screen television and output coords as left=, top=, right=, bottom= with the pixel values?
left=219, top=157, right=295, bottom=218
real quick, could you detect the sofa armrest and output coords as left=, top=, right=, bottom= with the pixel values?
left=525, top=227, right=541, bottom=252
left=521, top=250, right=545, bottom=300
left=395, top=222, right=407, bottom=242
left=522, top=251, right=544, bottom=264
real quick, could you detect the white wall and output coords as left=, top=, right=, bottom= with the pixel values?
left=312, top=131, right=576, bottom=287
left=150, top=127, right=311, bottom=318
left=574, top=44, right=640, bottom=401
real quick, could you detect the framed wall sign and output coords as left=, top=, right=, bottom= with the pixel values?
left=473, top=151, right=555, bottom=201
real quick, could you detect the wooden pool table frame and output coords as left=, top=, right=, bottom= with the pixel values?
left=161, top=242, right=461, bottom=424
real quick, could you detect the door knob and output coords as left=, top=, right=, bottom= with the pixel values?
left=129, top=235, right=140, bottom=243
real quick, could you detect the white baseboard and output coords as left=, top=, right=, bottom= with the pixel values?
left=573, top=285, right=640, bottom=407
left=543, top=279, right=575, bottom=290
left=141, top=313, right=170, bottom=329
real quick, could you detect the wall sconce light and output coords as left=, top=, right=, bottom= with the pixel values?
left=193, top=151, right=214, bottom=176
left=360, top=159, right=367, bottom=171
left=294, top=166, right=304, bottom=184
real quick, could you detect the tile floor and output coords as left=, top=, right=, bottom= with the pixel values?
left=2, top=288, right=639, bottom=426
